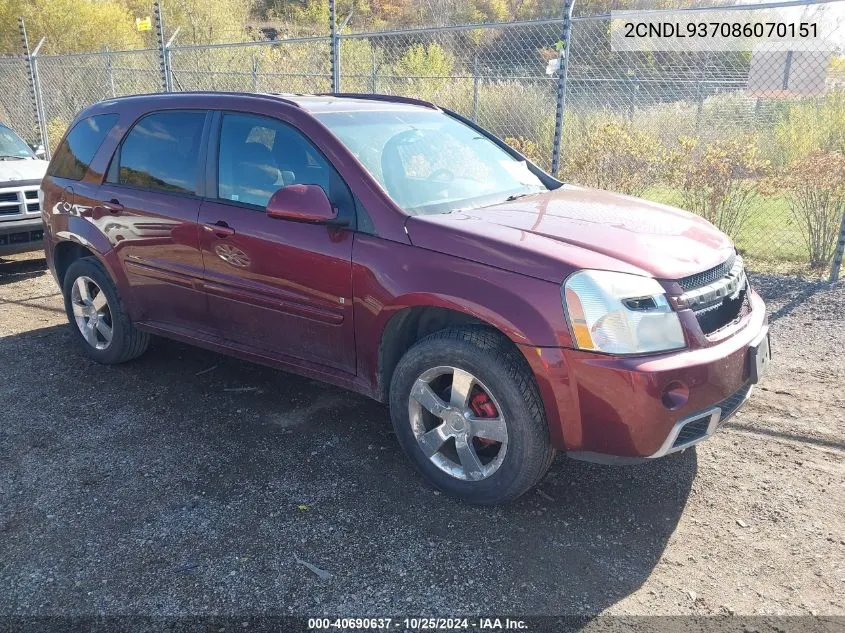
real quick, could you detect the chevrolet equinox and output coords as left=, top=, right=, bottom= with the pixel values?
left=41, top=93, right=771, bottom=504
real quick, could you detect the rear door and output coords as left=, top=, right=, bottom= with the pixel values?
left=97, top=110, right=213, bottom=336
left=197, top=111, right=356, bottom=373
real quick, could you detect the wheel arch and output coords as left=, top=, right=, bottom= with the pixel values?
left=375, top=299, right=529, bottom=404
left=52, top=227, right=137, bottom=319
left=53, top=240, right=100, bottom=287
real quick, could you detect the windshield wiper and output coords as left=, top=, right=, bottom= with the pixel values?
left=0, top=155, right=26, bottom=161
left=505, top=191, right=540, bottom=202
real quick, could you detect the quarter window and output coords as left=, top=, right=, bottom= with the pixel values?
left=116, top=111, right=205, bottom=195
left=217, top=113, right=335, bottom=208
left=47, top=114, right=118, bottom=181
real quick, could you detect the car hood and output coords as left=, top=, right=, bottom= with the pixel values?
left=0, top=158, right=48, bottom=184
left=406, top=185, right=735, bottom=284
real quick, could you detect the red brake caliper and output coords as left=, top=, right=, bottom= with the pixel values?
left=470, top=389, right=499, bottom=446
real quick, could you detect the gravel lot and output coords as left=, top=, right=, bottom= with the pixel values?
left=1, top=251, right=843, bottom=619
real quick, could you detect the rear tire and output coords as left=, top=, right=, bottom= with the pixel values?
left=62, top=257, right=149, bottom=364
left=389, top=326, right=555, bottom=504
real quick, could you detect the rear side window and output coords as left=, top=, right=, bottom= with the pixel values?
left=47, top=114, right=118, bottom=181
left=115, top=111, right=205, bottom=195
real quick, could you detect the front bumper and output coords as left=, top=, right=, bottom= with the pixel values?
left=521, top=289, right=768, bottom=459
left=0, top=218, right=44, bottom=256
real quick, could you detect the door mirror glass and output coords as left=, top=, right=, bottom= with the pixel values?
left=266, top=184, right=337, bottom=223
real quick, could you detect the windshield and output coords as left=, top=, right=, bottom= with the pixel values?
left=0, top=125, right=35, bottom=160
left=314, top=109, right=548, bottom=215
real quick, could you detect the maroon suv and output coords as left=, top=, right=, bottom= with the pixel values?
left=41, top=92, right=770, bottom=504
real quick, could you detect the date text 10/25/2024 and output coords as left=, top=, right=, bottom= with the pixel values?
left=307, top=618, right=529, bottom=630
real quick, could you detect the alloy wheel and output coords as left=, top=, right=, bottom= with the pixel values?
left=408, top=366, right=508, bottom=481
left=70, top=275, right=114, bottom=350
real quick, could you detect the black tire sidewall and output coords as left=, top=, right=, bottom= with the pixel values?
left=390, top=333, right=550, bottom=504
left=62, top=258, right=130, bottom=364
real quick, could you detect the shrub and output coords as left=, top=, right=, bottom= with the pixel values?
left=770, top=90, right=845, bottom=167
left=668, top=135, right=768, bottom=240
left=474, top=81, right=556, bottom=165
left=561, top=118, right=666, bottom=196
left=504, top=136, right=545, bottom=166
left=46, top=117, right=69, bottom=153
left=393, top=43, right=454, bottom=79
left=384, top=42, right=457, bottom=103
left=781, top=151, right=845, bottom=270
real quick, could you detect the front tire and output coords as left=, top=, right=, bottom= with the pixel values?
left=62, top=257, right=149, bottom=364
left=389, top=326, right=555, bottom=504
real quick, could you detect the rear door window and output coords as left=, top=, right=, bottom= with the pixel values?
left=47, top=114, right=119, bottom=181
left=114, top=111, right=206, bottom=195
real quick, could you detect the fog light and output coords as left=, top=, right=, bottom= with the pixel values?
left=661, top=381, right=689, bottom=410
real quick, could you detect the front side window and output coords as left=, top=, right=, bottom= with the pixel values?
left=117, top=111, right=205, bottom=195
left=47, top=114, right=119, bottom=180
left=217, top=113, right=335, bottom=208
left=313, top=109, right=548, bottom=215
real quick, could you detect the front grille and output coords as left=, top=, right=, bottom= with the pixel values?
left=696, top=288, right=750, bottom=335
left=674, top=417, right=710, bottom=446
left=670, top=381, right=752, bottom=449
left=674, top=253, right=751, bottom=336
left=0, top=229, right=43, bottom=246
left=678, top=253, right=736, bottom=291
left=717, top=381, right=752, bottom=421
left=0, top=186, right=40, bottom=220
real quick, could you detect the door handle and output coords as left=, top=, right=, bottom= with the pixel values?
left=204, top=221, right=235, bottom=238
left=102, top=199, right=124, bottom=214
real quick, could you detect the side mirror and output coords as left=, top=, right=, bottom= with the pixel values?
left=266, top=184, right=338, bottom=224
left=30, top=143, right=46, bottom=159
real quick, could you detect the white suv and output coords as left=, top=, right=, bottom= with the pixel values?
left=0, top=122, right=47, bottom=256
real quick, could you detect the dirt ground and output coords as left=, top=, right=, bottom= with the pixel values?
left=0, top=251, right=843, bottom=618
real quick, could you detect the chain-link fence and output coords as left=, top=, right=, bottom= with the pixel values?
left=34, top=49, right=162, bottom=150
left=562, top=4, right=844, bottom=277
left=0, top=0, right=843, bottom=278
left=0, top=56, right=34, bottom=139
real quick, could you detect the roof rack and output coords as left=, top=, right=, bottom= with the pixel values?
left=315, top=93, right=438, bottom=110
left=99, top=91, right=303, bottom=109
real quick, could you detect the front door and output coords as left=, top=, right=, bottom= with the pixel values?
left=197, top=112, right=356, bottom=373
left=98, top=110, right=212, bottom=336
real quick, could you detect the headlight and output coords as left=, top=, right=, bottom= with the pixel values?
left=563, top=270, right=686, bottom=355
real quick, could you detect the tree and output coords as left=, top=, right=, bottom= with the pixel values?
left=393, top=42, right=453, bottom=77
left=0, top=0, right=143, bottom=54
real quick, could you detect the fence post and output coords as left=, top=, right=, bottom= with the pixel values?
left=627, top=73, right=638, bottom=121
left=19, top=18, right=49, bottom=159
left=105, top=46, right=116, bottom=98
left=472, top=54, right=479, bottom=123
left=329, top=0, right=340, bottom=93
left=371, top=47, right=377, bottom=93
left=550, top=0, right=575, bottom=176
left=251, top=54, right=259, bottom=93
left=694, top=79, right=704, bottom=131
left=830, top=212, right=845, bottom=283
left=153, top=2, right=172, bottom=92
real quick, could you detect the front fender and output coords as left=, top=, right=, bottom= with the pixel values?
left=352, top=234, right=573, bottom=391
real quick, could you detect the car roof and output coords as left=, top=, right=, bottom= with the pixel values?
left=89, top=91, right=438, bottom=114
left=281, top=94, right=438, bottom=113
